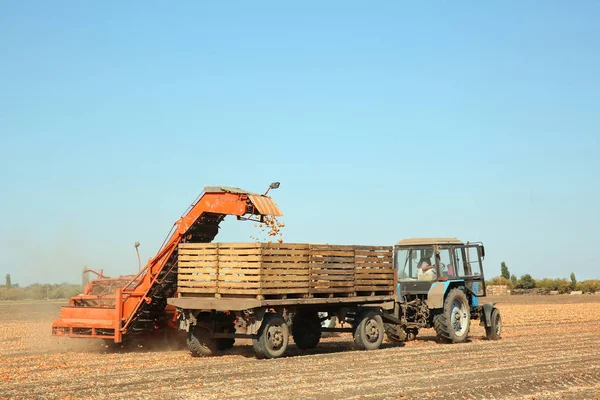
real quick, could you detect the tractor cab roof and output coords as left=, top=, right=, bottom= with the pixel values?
left=396, top=238, right=464, bottom=247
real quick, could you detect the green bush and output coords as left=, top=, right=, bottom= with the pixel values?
left=486, top=276, right=514, bottom=288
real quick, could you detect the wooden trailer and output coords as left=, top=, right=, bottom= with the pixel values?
left=168, top=242, right=399, bottom=358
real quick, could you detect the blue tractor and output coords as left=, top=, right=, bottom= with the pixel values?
left=384, top=238, right=502, bottom=343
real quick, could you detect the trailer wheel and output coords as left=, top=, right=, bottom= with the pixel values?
left=216, top=313, right=236, bottom=351
left=353, top=311, right=384, bottom=350
left=485, top=308, right=502, bottom=340
left=384, top=323, right=406, bottom=344
left=291, top=312, right=321, bottom=349
left=253, top=313, right=289, bottom=359
left=187, top=325, right=217, bottom=357
left=434, top=288, right=470, bottom=343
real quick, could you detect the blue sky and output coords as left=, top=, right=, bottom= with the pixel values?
left=0, top=2, right=598, bottom=285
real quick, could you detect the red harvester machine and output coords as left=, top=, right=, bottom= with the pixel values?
left=52, top=185, right=283, bottom=343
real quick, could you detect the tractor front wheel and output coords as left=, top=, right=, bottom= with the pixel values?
left=434, top=288, right=471, bottom=343
left=485, top=308, right=502, bottom=340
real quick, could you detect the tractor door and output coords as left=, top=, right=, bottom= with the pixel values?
left=454, top=245, right=486, bottom=297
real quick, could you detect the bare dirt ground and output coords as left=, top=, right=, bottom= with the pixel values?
left=1, top=295, right=600, bottom=400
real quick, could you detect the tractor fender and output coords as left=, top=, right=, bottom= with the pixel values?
left=426, top=281, right=464, bottom=309
left=481, top=302, right=496, bottom=327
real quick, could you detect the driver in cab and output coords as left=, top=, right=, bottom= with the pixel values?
left=417, top=255, right=437, bottom=281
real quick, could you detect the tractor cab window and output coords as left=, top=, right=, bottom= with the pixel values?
left=395, top=249, right=412, bottom=279
left=455, top=246, right=485, bottom=295
left=466, top=247, right=483, bottom=277
left=438, top=249, right=457, bottom=279
left=396, top=247, right=436, bottom=281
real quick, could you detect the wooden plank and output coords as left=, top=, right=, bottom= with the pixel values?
left=354, top=262, right=393, bottom=268
left=262, top=275, right=310, bottom=282
left=262, top=243, right=311, bottom=250
left=310, top=256, right=355, bottom=263
left=178, top=243, right=218, bottom=249
left=261, top=249, right=310, bottom=256
left=310, top=263, right=355, bottom=269
left=261, top=256, right=309, bottom=262
left=178, top=250, right=219, bottom=256
left=310, top=269, right=355, bottom=276
left=179, top=261, right=219, bottom=267
left=262, top=282, right=310, bottom=288
left=311, top=251, right=355, bottom=257
left=178, top=287, right=217, bottom=293
left=261, top=288, right=309, bottom=295
left=262, top=264, right=310, bottom=271
left=218, top=255, right=262, bottom=262
left=218, top=281, right=261, bottom=288
left=309, top=287, right=354, bottom=293
left=218, top=242, right=262, bottom=247
left=354, top=256, right=392, bottom=263
left=309, top=275, right=353, bottom=281
left=310, top=245, right=356, bottom=250
left=261, top=269, right=310, bottom=275
left=310, top=281, right=354, bottom=287
left=352, top=246, right=393, bottom=251
left=218, top=289, right=261, bottom=295
left=216, top=249, right=262, bottom=256
left=178, top=281, right=218, bottom=288
left=217, top=268, right=261, bottom=274
left=177, top=266, right=219, bottom=273
left=353, top=279, right=394, bottom=285
left=356, top=286, right=394, bottom=291
left=218, top=275, right=262, bottom=282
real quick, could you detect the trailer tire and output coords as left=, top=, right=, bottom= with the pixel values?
left=253, top=313, right=289, bottom=359
left=291, top=312, right=321, bottom=350
left=353, top=311, right=384, bottom=350
left=216, top=313, right=236, bottom=351
left=384, top=323, right=406, bottom=344
left=187, top=325, right=217, bottom=357
left=485, top=308, right=502, bottom=340
left=434, top=288, right=471, bottom=343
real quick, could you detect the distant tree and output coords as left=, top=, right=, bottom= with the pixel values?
left=500, top=262, right=510, bottom=280
left=570, top=272, right=577, bottom=290
left=510, top=274, right=518, bottom=286
left=519, top=274, right=536, bottom=289
left=5, top=274, right=11, bottom=290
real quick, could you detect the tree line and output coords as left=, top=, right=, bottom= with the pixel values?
left=487, top=262, right=600, bottom=293
left=1, top=274, right=81, bottom=300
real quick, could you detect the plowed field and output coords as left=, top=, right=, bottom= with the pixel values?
left=1, top=295, right=599, bottom=399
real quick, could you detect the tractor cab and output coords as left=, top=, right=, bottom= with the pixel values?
left=386, top=238, right=500, bottom=344
left=394, top=238, right=487, bottom=300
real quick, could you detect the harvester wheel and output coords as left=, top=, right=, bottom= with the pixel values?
left=353, top=310, right=384, bottom=350
left=187, top=325, right=217, bottom=357
left=485, top=308, right=502, bottom=340
left=291, top=311, right=321, bottom=349
left=434, top=288, right=470, bottom=343
left=253, top=313, right=289, bottom=359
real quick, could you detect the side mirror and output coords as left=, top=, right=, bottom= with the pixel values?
left=270, top=182, right=280, bottom=189
left=478, top=246, right=485, bottom=259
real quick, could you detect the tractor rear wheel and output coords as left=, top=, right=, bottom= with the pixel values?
left=187, top=325, right=218, bottom=357
left=353, top=310, right=384, bottom=350
left=434, top=288, right=471, bottom=343
left=253, top=313, right=289, bottom=359
left=485, top=308, right=502, bottom=340
left=292, top=311, right=321, bottom=349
